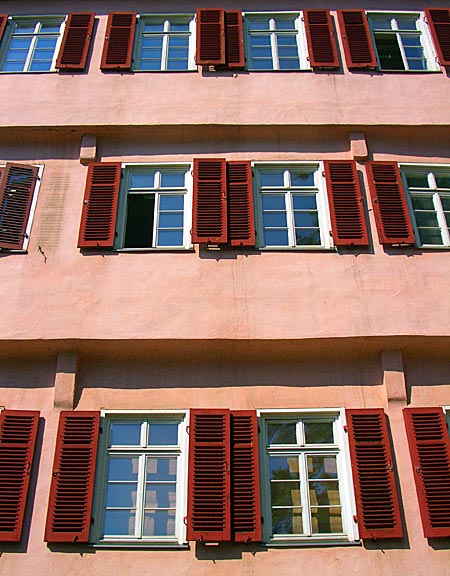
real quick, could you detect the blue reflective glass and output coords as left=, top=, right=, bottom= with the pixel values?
left=108, top=457, right=139, bottom=481
left=274, top=19, right=296, bottom=30
left=159, top=194, right=184, bottom=209
left=270, top=456, right=300, bottom=479
left=369, top=17, right=392, bottom=30
left=278, top=45, right=299, bottom=57
left=279, top=58, right=300, bottom=69
left=159, top=212, right=184, bottom=228
left=141, top=48, right=163, bottom=60
left=143, top=23, right=164, bottom=32
left=143, top=36, right=163, bottom=48
left=291, top=171, right=315, bottom=187
left=277, top=35, right=297, bottom=46
left=264, top=229, right=289, bottom=246
left=143, top=510, right=176, bottom=536
left=167, top=59, right=188, bottom=70
left=171, top=23, right=190, bottom=32
left=294, top=211, right=319, bottom=227
left=251, top=35, right=271, bottom=47
left=40, top=23, right=62, bottom=33
left=5, top=49, right=28, bottom=61
left=157, top=229, right=184, bottom=246
left=145, top=483, right=176, bottom=508
left=29, top=60, right=52, bottom=71
left=32, top=49, right=55, bottom=60
left=161, top=172, right=185, bottom=188
left=14, top=23, right=36, bottom=34
left=169, top=36, right=189, bottom=47
left=260, top=172, right=284, bottom=187
left=35, top=37, right=57, bottom=49
left=139, top=60, right=162, bottom=70
left=106, top=483, right=138, bottom=507
left=104, top=510, right=135, bottom=536
left=263, top=212, right=287, bottom=227
left=248, top=19, right=270, bottom=31
left=3, top=61, right=25, bottom=71
left=168, top=47, right=189, bottom=58
left=148, top=422, right=178, bottom=445
left=251, top=46, right=272, bottom=58
left=397, top=17, right=418, bottom=31
left=407, top=59, right=426, bottom=70
left=251, top=58, right=273, bottom=70
left=129, top=172, right=155, bottom=189
left=261, top=195, right=286, bottom=209
left=111, top=422, right=141, bottom=445
left=10, top=37, right=32, bottom=49
left=295, top=229, right=321, bottom=245
left=404, top=47, right=423, bottom=58
left=293, top=195, right=317, bottom=209
left=146, top=457, right=177, bottom=481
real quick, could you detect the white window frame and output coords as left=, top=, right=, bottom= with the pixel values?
left=253, top=161, right=333, bottom=250
left=134, top=14, right=196, bottom=72
left=0, top=15, right=65, bottom=73
left=401, top=163, right=450, bottom=248
left=367, top=11, right=440, bottom=72
left=244, top=12, right=309, bottom=71
left=92, top=410, right=188, bottom=547
left=258, top=409, right=358, bottom=545
left=115, top=163, right=193, bottom=251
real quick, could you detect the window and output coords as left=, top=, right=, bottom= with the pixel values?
left=254, top=163, right=332, bottom=249
left=245, top=13, right=308, bottom=70
left=402, top=165, right=450, bottom=247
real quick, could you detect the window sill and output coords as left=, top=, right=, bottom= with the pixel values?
left=132, top=69, right=197, bottom=73
left=91, top=541, right=189, bottom=550
left=265, top=537, right=360, bottom=548
left=0, top=70, right=57, bottom=74
left=115, top=247, right=195, bottom=253
left=377, top=68, right=441, bottom=74
left=258, top=246, right=336, bottom=252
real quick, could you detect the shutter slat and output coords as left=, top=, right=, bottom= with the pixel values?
left=77, top=162, right=121, bottom=248
left=56, top=13, right=94, bottom=70
left=0, top=14, right=8, bottom=43
left=425, top=9, right=450, bottom=66
left=0, top=410, right=39, bottom=542
left=338, top=10, right=377, bottom=69
left=227, top=161, right=255, bottom=247
left=324, top=160, right=368, bottom=246
left=367, top=161, right=415, bottom=245
left=346, top=409, right=403, bottom=539
left=225, top=11, right=244, bottom=69
left=304, top=10, right=339, bottom=69
left=0, top=163, right=39, bottom=250
left=196, top=9, right=225, bottom=66
left=192, top=158, right=227, bottom=244
left=404, top=407, right=450, bottom=538
left=45, top=411, right=100, bottom=543
left=101, top=12, right=136, bottom=70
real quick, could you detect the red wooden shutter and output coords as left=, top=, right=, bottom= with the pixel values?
left=0, top=163, right=39, bottom=250
left=56, top=13, right=95, bottom=70
left=0, top=15, right=8, bottom=43
left=425, top=8, right=450, bottom=66
left=366, top=161, right=415, bottom=245
left=77, top=162, right=121, bottom=248
left=187, top=409, right=231, bottom=541
left=404, top=407, right=450, bottom=538
left=324, top=160, right=368, bottom=246
left=45, top=411, right=100, bottom=543
left=192, top=158, right=227, bottom=244
left=101, top=12, right=136, bottom=70
left=304, top=10, right=339, bottom=69
left=230, top=411, right=261, bottom=542
left=0, top=410, right=39, bottom=542
left=346, top=409, right=403, bottom=539
left=196, top=9, right=225, bottom=66
left=227, top=161, right=255, bottom=247
left=225, top=11, right=245, bottom=69
left=338, top=10, right=377, bottom=69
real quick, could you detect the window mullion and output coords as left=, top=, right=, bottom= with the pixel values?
left=433, top=192, right=449, bottom=245
left=300, top=452, right=311, bottom=536
left=162, top=21, right=170, bottom=70
left=135, top=453, right=146, bottom=538
left=153, top=193, right=160, bottom=248
left=24, top=24, right=40, bottom=71
left=269, top=19, right=279, bottom=69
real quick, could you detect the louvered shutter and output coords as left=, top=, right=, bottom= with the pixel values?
left=304, top=10, right=339, bottom=69
left=187, top=409, right=231, bottom=541
left=404, top=407, right=450, bottom=538
left=225, top=11, right=245, bottom=69
left=77, top=162, right=121, bottom=248
left=338, top=10, right=377, bottom=69
left=230, top=411, right=261, bottom=542
left=56, top=13, right=94, bottom=70
left=0, top=15, right=8, bottom=43
left=425, top=9, right=450, bottom=66
left=196, top=9, right=226, bottom=66
left=192, top=158, right=227, bottom=244
left=324, top=160, right=368, bottom=246
left=346, top=409, right=403, bottom=539
left=0, top=163, right=39, bottom=250
left=45, top=411, right=100, bottom=543
left=101, top=12, right=136, bottom=70
left=0, top=410, right=39, bottom=542
left=366, top=161, right=415, bottom=245
left=227, top=161, right=255, bottom=247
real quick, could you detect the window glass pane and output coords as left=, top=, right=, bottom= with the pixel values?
left=146, top=457, right=177, bottom=481
left=294, top=211, right=319, bottom=228
left=139, top=60, right=162, bottom=71
left=251, top=58, right=274, bottom=70
left=418, top=228, right=443, bottom=245
left=29, top=60, right=53, bottom=71
left=3, top=61, right=26, bottom=72
left=271, top=481, right=301, bottom=506
left=251, top=46, right=273, bottom=58
left=269, top=456, right=299, bottom=479
left=143, top=510, right=176, bottom=536
left=307, top=456, right=338, bottom=479
left=40, top=23, right=62, bottom=33
left=160, top=195, right=184, bottom=210
left=414, top=211, right=439, bottom=227
left=129, top=171, right=155, bottom=189
left=124, top=194, right=155, bottom=248
left=104, top=510, right=136, bottom=536
left=169, top=36, right=188, bottom=48
left=111, top=422, right=142, bottom=446
left=106, top=483, right=138, bottom=507
left=436, top=176, right=450, bottom=189
left=304, top=422, right=334, bottom=444
left=167, top=60, right=189, bottom=70
left=406, top=174, right=429, bottom=188
left=171, top=23, right=190, bottom=32
left=295, top=229, right=321, bottom=245
left=251, top=35, right=271, bottom=47
left=370, top=16, right=392, bottom=30
left=261, top=195, right=286, bottom=210
left=291, top=171, right=315, bottom=187
left=142, top=36, right=164, bottom=49
left=143, top=23, right=165, bottom=33
left=160, top=172, right=185, bottom=188
left=272, top=508, right=303, bottom=535
left=158, top=212, right=184, bottom=228
left=274, top=18, right=296, bottom=30
left=145, top=483, right=177, bottom=508
left=441, top=197, right=450, bottom=210
left=375, top=35, right=405, bottom=70
left=292, top=195, right=317, bottom=210
left=309, top=482, right=341, bottom=506
left=264, top=228, right=289, bottom=246
left=148, top=422, right=179, bottom=445
left=396, top=17, right=418, bottom=31
left=267, top=422, right=297, bottom=444
left=108, top=457, right=139, bottom=481
left=407, top=58, right=426, bottom=71
left=9, top=37, right=32, bottom=50
left=411, top=196, right=434, bottom=210
left=310, top=507, right=343, bottom=534
left=260, top=172, right=284, bottom=187
left=157, top=229, right=184, bottom=246
left=263, top=211, right=288, bottom=228
left=247, top=19, right=270, bottom=31
left=279, top=58, right=300, bottom=70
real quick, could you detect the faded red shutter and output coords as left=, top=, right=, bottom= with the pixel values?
left=45, top=411, right=100, bottom=543
left=324, top=160, right=368, bottom=246
left=56, top=13, right=95, bottom=70
left=0, top=15, right=8, bottom=43
left=0, top=163, right=39, bottom=250
left=0, top=410, right=39, bottom=542
left=366, top=161, right=415, bottom=245
left=304, top=10, right=339, bottom=69
left=196, top=9, right=225, bottom=66
left=227, top=161, right=255, bottom=247
left=192, top=158, right=227, bottom=244
left=77, top=162, right=121, bottom=248
left=338, top=10, right=377, bottom=69
left=187, top=409, right=231, bottom=541
left=425, top=8, right=450, bottom=66
left=225, top=11, right=244, bottom=69
left=404, top=407, right=450, bottom=538
left=230, top=411, right=261, bottom=542
left=346, top=409, right=403, bottom=539
left=101, top=12, right=136, bottom=70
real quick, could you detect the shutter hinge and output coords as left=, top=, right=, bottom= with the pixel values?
left=99, top=426, right=103, bottom=434
left=343, top=425, right=348, bottom=433
left=353, top=515, right=358, bottom=524
left=90, top=517, right=95, bottom=525
left=261, top=516, right=264, bottom=524
left=186, top=425, right=190, bottom=435
left=257, top=425, right=261, bottom=433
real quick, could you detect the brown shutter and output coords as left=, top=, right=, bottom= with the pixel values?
left=304, top=10, right=339, bottom=69
left=425, top=8, right=450, bottom=66
left=227, top=161, right=255, bottom=247
left=77, top=162, right=121, bottom=249
left=324, top=160, right=368, bottom=246
left=196, top=9, right=225, bottom=66
left=225, top=11, right=245, bottom=69
left=187, top=409, right=231, bottom=541
left=404, top=407, right=450, bottom=538
left=0, top=15, right=8, bottom=43
left=346, top=409, right=403, bottom=539
left=338, top=10, right=377, bottom=69
left=192, top=158, right=227, bottom=244
left=0, top=410, right=39, bottom=542
left=101, top=12, right=136, bottom=70
left=0, top=163, right=39, bottom=250
left=366, top=161, right=415, bottom=245
left=56, top=13, right=95, bottom=70
left=230, top=411, right=261, bottom=542
left=45, top=411, right=100, bottom=543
